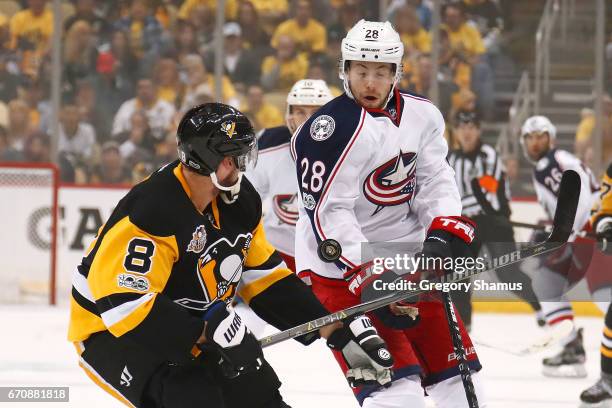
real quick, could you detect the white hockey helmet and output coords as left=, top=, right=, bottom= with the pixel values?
left=339, top=19, right=404, bottom=106
left=520, top=115, right=557, bottom=140
left=286, top=79, right=333, bottom=132
left=520, top=115, right=556, bottom=163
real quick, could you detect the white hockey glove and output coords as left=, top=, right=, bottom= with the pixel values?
left=326, top=314, right=394, bottom=388
left=199, top=301, right=263, bottom=378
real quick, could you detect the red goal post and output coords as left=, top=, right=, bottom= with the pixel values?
left=0, top=162, right=59, bottom=305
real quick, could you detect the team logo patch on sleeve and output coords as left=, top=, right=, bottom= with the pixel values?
left=117, top=273, right=150, bottom=291
left=187, top=225, right=207, bottom=253
left=363, top=150, right=418, bottom=215
left=272, top=194, right=299, bottom=225
left=310, top=115, right=335, bottom=141
left=302, top=193, right=316, bottom=210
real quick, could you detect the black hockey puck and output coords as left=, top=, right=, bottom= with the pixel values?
left=317, top=239, right=342, bottom=263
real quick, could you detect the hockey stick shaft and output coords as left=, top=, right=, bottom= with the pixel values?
left=259, top=239, right=564, bottom=348
left=259, top=170, right=580, bottom=348
left=441, top=291, right=479, bottom=407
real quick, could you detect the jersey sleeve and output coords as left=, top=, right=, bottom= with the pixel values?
left=86, top=215, right=205, bottom=362
left=239, top=220, right=329, bottom=344
left=293, top=101, right=371, bottom=274
left=410, top=103, right=462, bottom=228
left=239, top=220, right=294, bottom=301
left=590, top=162, right=612, bottom=231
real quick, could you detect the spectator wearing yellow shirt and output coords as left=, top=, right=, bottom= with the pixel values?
left=442, top=3, right=494, bottom=119
left=395, top=4, right=431, bottom=81
left=249, top=0, right=289, bottom=21
left=261, top=35, right=308, bottom=92
left=153, top=58, right=184, bottom=108
left=575, top=95, right=612, bottom=167
left=241, top=84, right=284, bottom=131
left=9, top=0, right=54, bottom=78
left=178, top=0, right=238, bottom=21
left=442, top=3, right=485, bottom=63
left=396, top=5, right=431, bottom=54
left=180, top=54, right=239, bottom=111
left=271, top=0, right=326, bottom=55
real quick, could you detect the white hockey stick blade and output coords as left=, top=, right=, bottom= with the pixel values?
left=474, top=320, right=574, bottom=357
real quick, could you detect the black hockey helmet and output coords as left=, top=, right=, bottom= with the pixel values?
left=177, top=103, right=257, bottom=176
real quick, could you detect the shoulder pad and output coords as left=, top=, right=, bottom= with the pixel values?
left=293, top=94, right=363, bottom=159
left=553, top=149, right=580, bottom=168
left=399, top=89, right=431, bottom=103
left=258, top=126, right=292, bottom=152
left=126, top=162, right=188, bottom=236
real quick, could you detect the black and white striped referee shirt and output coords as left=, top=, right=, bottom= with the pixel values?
left=447, top=143, right=511, bottom=218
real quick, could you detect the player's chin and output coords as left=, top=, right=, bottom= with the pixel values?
left=358, top=95, right=382, bottom=109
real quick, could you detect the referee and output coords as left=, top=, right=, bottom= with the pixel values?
left=447, top=110, right=542, bottom=329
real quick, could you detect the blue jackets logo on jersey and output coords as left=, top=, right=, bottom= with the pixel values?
left=363, top=150, right=417, bottom=214
left=310, top=115, right=335, bottom=141
left=272, top=194, right=299, bottom=225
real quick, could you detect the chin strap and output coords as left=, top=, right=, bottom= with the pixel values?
left=210, top=172, right=243, bottom=204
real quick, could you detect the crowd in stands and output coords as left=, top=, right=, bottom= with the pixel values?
left=0, top=0, right=509, bottom=185
left=574, top=33, right=612, bottom=169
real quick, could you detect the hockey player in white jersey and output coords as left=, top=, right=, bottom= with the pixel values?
left=520, top=115, right=600, bottom=377
left=246, top=79, right=333, bottom=272
left=292, top=19, right=487, bottom=407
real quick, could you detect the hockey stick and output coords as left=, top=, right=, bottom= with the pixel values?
left=470, top=178, right=598, bottom=239
left=473, top=319, right=574, bottom=357
left=440, top=289, right=479, bottom=407
left=470, top=178, right=500, bottom=217
left=469, top=178, right=546, bottom=230
left=259, top=170, right=580, bottom=348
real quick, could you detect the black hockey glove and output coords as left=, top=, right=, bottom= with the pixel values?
left=423, top=215, right=479, bottom=268
left=326, top=314, right=394, bottom=388
left=199, top=301, right=263, bottom=378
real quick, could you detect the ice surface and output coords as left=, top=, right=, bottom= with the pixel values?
left=0, top=305, right=605, bottom=407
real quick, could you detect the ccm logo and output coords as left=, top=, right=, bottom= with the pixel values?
left=437, top=217, right=475, bottom=243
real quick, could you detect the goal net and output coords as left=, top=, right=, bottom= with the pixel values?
left=0, top=163, right=58, bottom=304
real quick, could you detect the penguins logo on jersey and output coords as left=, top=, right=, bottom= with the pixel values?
left=363, top=150, right=417, bottom=215
left=196, top=234, right=252, bottom=304
left=272, top=194, right=299, bottom=225
left=310, top=115, right=335, bottom=141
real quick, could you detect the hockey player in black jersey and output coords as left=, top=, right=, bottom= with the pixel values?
left=67, top=103, right=394, bottom=408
